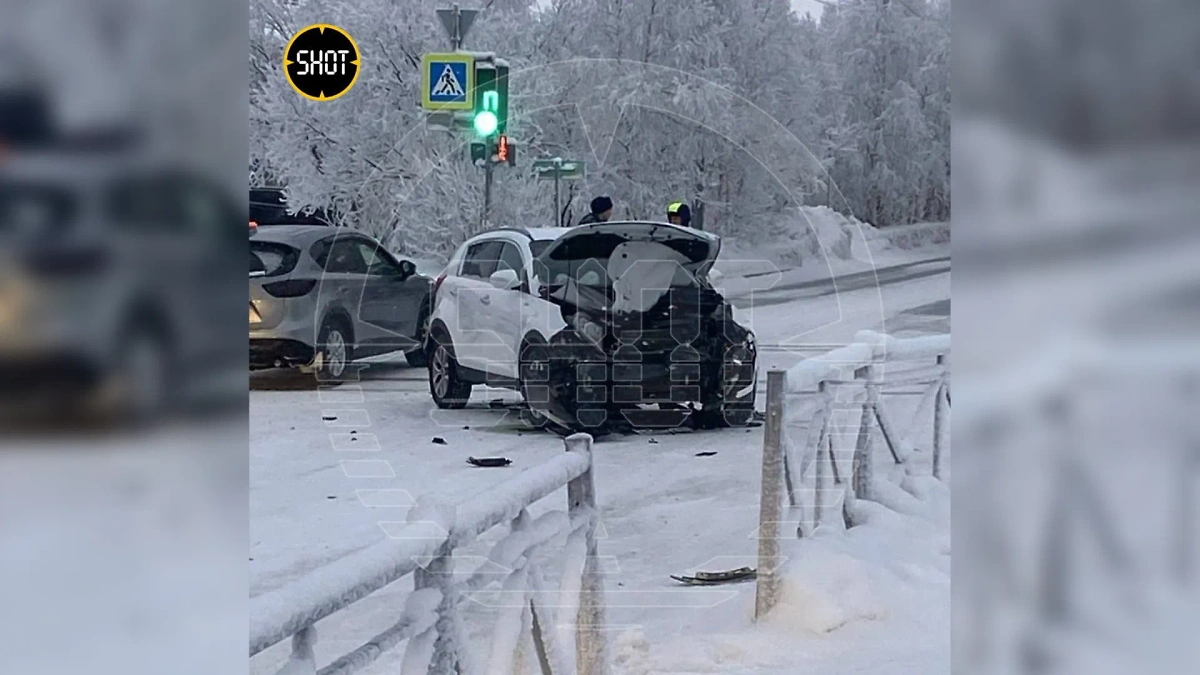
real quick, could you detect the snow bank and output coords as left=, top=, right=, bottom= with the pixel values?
left=719, top=206, right=947, bottom=274
left=769, top=534, right=888, bottom=634
left=766, top=206, right=860, bottom=266
left=610, top=464, right=950, bottom=675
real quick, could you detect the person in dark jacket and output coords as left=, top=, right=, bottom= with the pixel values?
left=578, top=195, right=613, bottom=225
left=667, top=201, right=692, bottom=228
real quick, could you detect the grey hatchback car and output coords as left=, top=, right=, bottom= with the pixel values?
left=249, top=225, right=431, bottom=380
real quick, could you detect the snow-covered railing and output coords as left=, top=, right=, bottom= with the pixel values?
left=754, top=331, right=950, bottom=618
left=957, top=340, right=1200, bottom=671
left=250, top=434, right=606, bottom=675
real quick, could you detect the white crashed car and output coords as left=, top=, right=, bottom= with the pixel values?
left=425, top=221, right=756, bottom=433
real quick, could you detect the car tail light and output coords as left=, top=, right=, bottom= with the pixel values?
left=262, top=278, right=317, bottom=298
left=432, top=272, right=447, bottom=300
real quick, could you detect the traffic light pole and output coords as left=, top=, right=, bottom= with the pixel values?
left=482, top=139, right=494, bottom=228
left=554, top=169, right=561, bottom=227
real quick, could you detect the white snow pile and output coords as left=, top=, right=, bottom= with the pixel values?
left=611, top=474, right=950, bottom=675
left=722, top=206, right=947, bottom=272
left=879, top=221, right=951, bottom=251
left=764, top=206, right=863, bottom=266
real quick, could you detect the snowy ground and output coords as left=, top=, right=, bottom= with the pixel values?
left=249, top=244, right=950, bottom=674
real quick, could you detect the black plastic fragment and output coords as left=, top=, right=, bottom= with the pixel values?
left=467, top=456, right=512, bottom=468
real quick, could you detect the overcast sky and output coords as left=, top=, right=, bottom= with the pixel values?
left=531, top=1, right=830, bottom=23
left=792, top=0, right=827, bottom=21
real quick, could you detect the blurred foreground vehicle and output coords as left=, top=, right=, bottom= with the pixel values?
left=427, top=221, right=756, bottom=433
left=0, top=145, right=246, bottom=423
left=249, top=224, right=432, bottom=380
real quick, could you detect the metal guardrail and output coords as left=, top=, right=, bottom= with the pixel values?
left=954, top=340, right=1200, bottom=670
left=754, top=331, right=950, bottom=619
left=250, top=433, right=606, bottom=675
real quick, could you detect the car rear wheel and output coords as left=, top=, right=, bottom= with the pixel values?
left=316, top=319, right=353, bottom=383
left=428, top=332, right=472, bottom=409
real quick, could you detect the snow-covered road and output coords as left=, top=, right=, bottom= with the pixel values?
left=249, top=249, right=950, bottom=674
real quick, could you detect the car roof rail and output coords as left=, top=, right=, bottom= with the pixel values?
left=482, top=226, right=533, bottom=239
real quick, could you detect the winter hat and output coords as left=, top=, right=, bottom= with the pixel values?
left=667, top=201, right=691, bottom=225
left=591, top=195, right=613, bottom=214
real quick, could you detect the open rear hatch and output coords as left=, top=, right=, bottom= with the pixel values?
left=536, top=221, right=721, bottom=318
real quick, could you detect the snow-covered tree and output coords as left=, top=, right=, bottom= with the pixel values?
left=250, top=0, right=952, bottom=257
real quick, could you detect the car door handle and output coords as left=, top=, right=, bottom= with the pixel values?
left=480, top=295, right=491, bottom=305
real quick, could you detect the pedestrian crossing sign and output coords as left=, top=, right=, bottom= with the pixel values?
left=421, top=53, right=474, bottom=111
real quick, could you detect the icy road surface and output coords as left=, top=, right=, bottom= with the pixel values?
left=250, top=251, right=950, bottom=674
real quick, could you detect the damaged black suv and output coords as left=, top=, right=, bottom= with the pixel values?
left=522, top=221, right=757, bottom=433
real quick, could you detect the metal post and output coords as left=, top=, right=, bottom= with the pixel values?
left=449, top=4, right=461, bottom=49
left=755, top=370, right=786, bottom=621
left=279, top=626, right=316, bottom=675
left=553, top=157, right=562, bottom=227
left=852, top=365, right=876, bottom=501
left=482, top=142, right=494, bottom=229
left=798, top=380, right=831, bottom=538
left=933, top=354, right=947, bottom=480
left=564, top=433, right=605, bottom=675
left=409, top=496, right=461, bottom=674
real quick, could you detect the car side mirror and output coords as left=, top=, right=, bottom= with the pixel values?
left=398, top=260, right=416, bottom=278
left=708, top=269, right=724, bottom=283
left=489, top=268, right=520, bottom=290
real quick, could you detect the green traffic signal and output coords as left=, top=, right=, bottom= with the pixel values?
left=472, top=62, right=508, bottom=138
left=473, top=110, right=498, bottom=137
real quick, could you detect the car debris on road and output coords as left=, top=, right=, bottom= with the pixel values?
left=670, top=566, right=757, bottom=585
left=467, top=457, right=512, bottom=468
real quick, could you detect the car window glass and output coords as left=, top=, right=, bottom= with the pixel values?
left=496, top=242, right=524, bottom=275
left=461, top=240, right=503, bottom=279
left=179, top=180, right=236, bottom=240
left=359, top=242, right=402, bottom=277
left=324, top=238, right=368, bottom=274
left=310, top=237, right=332, bottom=267
left=0, top=182, right=78, bottom=237
left=250, top=241, right=299, bottom=277
left=107, top=177, right=182, bottom=233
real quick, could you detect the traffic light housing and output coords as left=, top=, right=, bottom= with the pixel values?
left=496, top=135, right=509, bottom=163
left=469, top=136, right=516, bottom=167
left=470, top=142, right=487, bottom=163
left=471, top=62, right=508, bottom=138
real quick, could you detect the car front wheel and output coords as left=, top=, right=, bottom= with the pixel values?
left=693, top=342, right=757, bottom=429
left=428, top=332, right=472, bottom=409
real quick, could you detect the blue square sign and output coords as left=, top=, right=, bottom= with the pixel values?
left=421, top=53, right=474, bottom=110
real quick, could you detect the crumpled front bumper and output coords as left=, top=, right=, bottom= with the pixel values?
left=538, top=327, right=755, bottom=431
